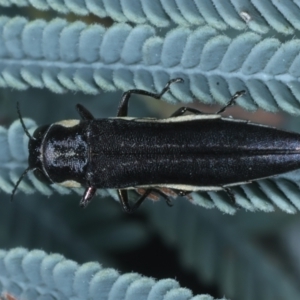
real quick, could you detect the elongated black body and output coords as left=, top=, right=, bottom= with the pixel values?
left=12, top=78, right=300, bottom=212
left=32, top=115, right=300, bottom=192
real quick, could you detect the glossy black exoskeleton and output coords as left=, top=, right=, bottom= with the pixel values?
left=12, top=78, right=300, bottom=213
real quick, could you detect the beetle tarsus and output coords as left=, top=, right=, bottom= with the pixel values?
left=223, top=187, right=236, bottom=205
left=217, top=90, right=246, bottom=114
left=80, top=186, right=97, bottom=208
left=76, top=104, right=95, bottom=120
left=171, top=90, right=246, bottom=117
left=170, top=107, right=203, bottom=117
left=117, top=78, right=184, bottom=117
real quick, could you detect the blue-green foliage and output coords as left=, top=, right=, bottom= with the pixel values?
left=2, top=0, right=300, bottom=33
left=1, top=1, right=300, bottom=300
left=0, top=248, right=226, bottom=300
left=1, top=17, right=300, bottom=112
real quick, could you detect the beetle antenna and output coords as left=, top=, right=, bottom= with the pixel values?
left=11, top=167, right=32, bottom=202
left=16, top=102, right=35, bottom=140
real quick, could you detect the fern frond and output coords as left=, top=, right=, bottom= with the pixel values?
left=188, top=171, right=300, bottom=214
left=0, top=18, right=300, bottom=114
left=0, top=248, right=226, bottom=300
left=1, top=18, right=300, bottom=113
left=145, top=199, right=300, bottom=300
left=1, top=0, right=299, bottom=34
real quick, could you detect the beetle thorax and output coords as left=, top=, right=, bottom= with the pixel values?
left=41, top=123, right=89, bottom=185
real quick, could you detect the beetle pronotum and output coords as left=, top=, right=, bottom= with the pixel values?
left=11, top=78, right=300, bottom=213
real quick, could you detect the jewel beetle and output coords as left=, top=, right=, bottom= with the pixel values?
left=11, top=78, right=300, bottom=213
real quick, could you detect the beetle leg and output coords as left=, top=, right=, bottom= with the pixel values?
left=117, top=190, right=130, bottom=213
left=170, top=90, right=246, bottom=117
left=118, top=188, right=173, bottom=213
left=76, top=104, right=95, bottom=120
left=170, top=107, right=203, bottom=117
left=216, top=90, right=246, bottom=114
left=150, top=189, right=173, bottom=207
left=174, top=187, right=236, bottom=204
left=117, top=78, right=184, bottom=117
left=117, top=189, right=149, bottom=213
left=222, top=187, right=236, bottom=204
left=118, top=189, right=160, bottom=213
left=79, top=186, right=97, bottom=208
left=171, top=189, right=192, bottom=197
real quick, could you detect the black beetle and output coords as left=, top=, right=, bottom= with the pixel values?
left=12, top=78, right=300, bottom=213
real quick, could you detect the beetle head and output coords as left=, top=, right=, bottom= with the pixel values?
left=11, top=103, right=52, bottom=202
left=28, top=125, right=53, bottom=184
left=28, top=125, right=48, bottom=171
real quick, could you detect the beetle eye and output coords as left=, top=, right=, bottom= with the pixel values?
left=33, top=169, right=52, bottom=184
